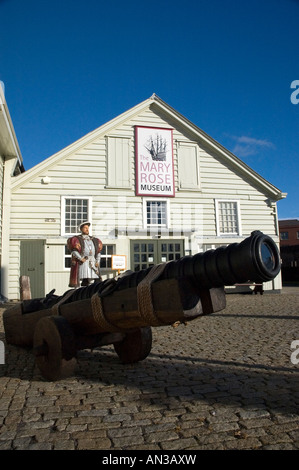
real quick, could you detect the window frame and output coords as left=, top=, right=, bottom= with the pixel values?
left=142, top=198, right=170, bottom=229
left=215, top=199, right=242, bottom=237
left=280, top=231, right=289, bottom=240
left=64, top=243, right=116, bottom=271
left=64, top=244, right=72, bottom=270
left=100, top=244, right=116, bottom=270
left=61, top=196, right=92, bottom=236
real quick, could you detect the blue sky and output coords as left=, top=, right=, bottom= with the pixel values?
left=0, top=0, right=298, bottom=219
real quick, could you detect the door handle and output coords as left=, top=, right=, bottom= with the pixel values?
left=28, top=268, right=35, bottom=271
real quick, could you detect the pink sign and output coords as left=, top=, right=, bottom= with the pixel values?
left=135, top=126, right=175, bottom=197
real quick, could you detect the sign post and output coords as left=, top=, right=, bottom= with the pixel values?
left=112, top=255, right=127, bottom=275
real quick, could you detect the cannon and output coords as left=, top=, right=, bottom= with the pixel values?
left=3, top=231, right=281, bottom=381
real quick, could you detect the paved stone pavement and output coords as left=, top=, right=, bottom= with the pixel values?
left=0, top=289, right=298, bottom=451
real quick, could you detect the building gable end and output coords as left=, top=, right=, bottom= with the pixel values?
left=11, top=94, right=285, bottom=201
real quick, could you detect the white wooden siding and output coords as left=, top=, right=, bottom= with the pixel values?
left=7, top=240, right=20, bottom=299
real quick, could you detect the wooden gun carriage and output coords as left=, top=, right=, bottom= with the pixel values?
left=3, top=231, right=281, bottom=381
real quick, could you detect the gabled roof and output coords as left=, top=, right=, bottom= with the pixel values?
left=11, top=94, right=286, bottom=201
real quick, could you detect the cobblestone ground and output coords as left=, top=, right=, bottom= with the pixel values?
left=0, top=291, right=298, bottom=450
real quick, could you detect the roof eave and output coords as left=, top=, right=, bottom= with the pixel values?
left=0, top=87, right=24, bottom=170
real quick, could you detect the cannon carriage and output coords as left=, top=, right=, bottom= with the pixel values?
left=3, top=231, right=281, bottom=381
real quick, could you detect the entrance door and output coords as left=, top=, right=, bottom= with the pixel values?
left=20, top=240, right=45, bottom=298
left=131, top=240, right=184, bottom=272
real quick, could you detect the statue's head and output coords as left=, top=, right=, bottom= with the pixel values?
left=79, top=221, right=91, bottom=235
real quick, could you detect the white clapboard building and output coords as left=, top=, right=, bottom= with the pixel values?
left=3, top=94, right=285, bottom=300
left=0, top=83, right=24, bottom=300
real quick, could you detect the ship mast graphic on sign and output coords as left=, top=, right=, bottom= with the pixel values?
left=144, top=134, right=167, bottom=161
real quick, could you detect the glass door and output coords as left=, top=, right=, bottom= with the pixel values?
left=131, top=240, right=184, bottom=272
left=158, top=241, right=184, bottom=263
left=131, top=241, right=156, bottom=272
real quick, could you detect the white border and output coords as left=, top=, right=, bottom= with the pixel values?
left=112, top=254, right=127, bottom=270
left=135, top=126, right=175, bottom=197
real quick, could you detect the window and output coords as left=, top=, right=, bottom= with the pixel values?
left=216, top=200, right=241, bottom=236
left=64, top=244, right=115, bottom=269
left=144, top=200, right=168, bottom=228
left=297, top=231, right=299, bottom=239
left=65, top=245, right=71, bottom=268
left=61, top=197, right=92, bottom=235
left=107, top=136, right=131, bottom=188
left=100, top=244, right=114, bottom=269
left=280, top=232, right=289, bottom=240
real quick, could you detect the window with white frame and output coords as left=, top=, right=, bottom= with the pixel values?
left=144, top=200, right=168, bottom=228
left=100, top=244, right=115, bottom=269
left=216, top=200, right=241, bottom=236
left=64, top=245, right=72, bottom=268
left=61, top=197, right=92, bottom=235
left=65, top=244, right=115, bottom=269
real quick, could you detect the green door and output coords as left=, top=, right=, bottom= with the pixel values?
left=20, top=240, right=45, bottom=298
left=130, top=240, right=184, bottom=272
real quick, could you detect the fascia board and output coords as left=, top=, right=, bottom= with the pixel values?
left=0, top=87, right=23, bottom=166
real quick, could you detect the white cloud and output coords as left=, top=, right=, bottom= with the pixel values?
left=228, top=135, right=275, bottom=158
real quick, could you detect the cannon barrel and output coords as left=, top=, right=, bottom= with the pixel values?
left=119, top=230, right=280, bottom=288
left=66, top=230, right=281, bottom=303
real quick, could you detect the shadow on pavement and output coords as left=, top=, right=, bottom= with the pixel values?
left=2, top=341, right=298, bottom=416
